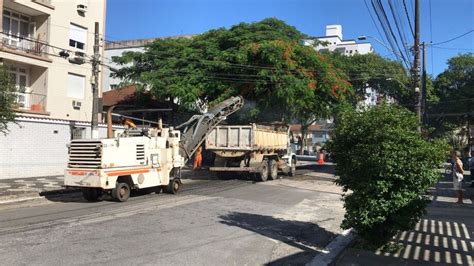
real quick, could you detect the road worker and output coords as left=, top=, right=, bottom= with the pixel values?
left=120, top=117, right=137, bottom=128
left=194, top=146, right=203, bottom=170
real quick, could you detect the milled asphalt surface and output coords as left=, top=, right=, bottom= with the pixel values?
left=0, top=162, right=345, bottom=265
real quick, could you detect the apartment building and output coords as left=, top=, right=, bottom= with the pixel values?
left=103, top=35, right=194, bottom=92
left=0, top=0, right=111, bottom=180
left=0, top=0, right=106, bottom=121
left=304, top=25, right=373, bottom=56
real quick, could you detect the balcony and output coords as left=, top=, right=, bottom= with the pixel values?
left=0, top=32, right=49, bottom=60
left=13, top=91, right=48, bottom=114
left=30, top=0, right=54, bottom=10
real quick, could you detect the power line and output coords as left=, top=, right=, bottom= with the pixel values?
left=402, top=0, right=415, bottom=36
left=371, top=0, right=411, bottom=68
left=431, top=46, right=473, bottom=51
left=388, top=0, right=413, bottom=67
left=363, top=0, right=387, bottom=53
left=431, top=30, right=474, bottom=46
left=428, top=0, right=434, bottom=75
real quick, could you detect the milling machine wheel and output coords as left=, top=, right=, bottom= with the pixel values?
left=164, top=178, right=181, bottom=194
left=113, top=182, right=131, bottom=202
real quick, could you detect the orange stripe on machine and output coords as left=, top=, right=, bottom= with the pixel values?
left=105, top=168, right=151, bottom=176
left=67, top=170, right=99, bottom=176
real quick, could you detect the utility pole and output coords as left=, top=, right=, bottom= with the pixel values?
left=413, top=0, right=421, bottom=131
left=421, top=42, right=427, bottom=125
left=91, top=22, right=100, bottom=139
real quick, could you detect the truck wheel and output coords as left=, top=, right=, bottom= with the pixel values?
left=289, top=158, right=296, bottom=177
left=164, top=179, right=181, bottom=194
left=113, top=182, right=130, bottom=202
left=268, top=159, right=278, bottom=180
left=82, top=188, right=101, bottom=202
left=256, top=160, right=269, bottom=182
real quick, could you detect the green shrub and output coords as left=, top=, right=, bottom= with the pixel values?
left=328, top=104, right=448, bottom=248
left=0, top=64, right=17, bottom=134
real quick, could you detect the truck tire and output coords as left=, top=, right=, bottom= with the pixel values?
left=113, top=182, right=130, bottom=202
left=289, top=158, right=296, bottom=177
left=82, top=188, right=101, bottom=202
left=268, top=159, right=278, bottom=180
left=164, top=178, right=181, bottom=194
left=256, top=160, right=269, bottom=182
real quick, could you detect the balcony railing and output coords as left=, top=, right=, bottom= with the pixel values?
left=1, top=32, right=49, bottom=58
left=13, top=92, right=47, bottom=113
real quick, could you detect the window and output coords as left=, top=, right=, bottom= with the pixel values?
left=2, top=10, right=35, bottom=47
left=67, top=73, right=85, bottom=99
left=72, top=127, right=86, bottom=139
left=69, top=24, right=87, bottom=50
left=7, top=66, right=29, bottom=92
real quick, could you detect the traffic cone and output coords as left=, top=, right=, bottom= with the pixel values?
left=318, top=152, right=325, bottom=165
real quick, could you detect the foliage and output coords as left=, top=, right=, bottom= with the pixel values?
left=113, top=18, right=352, bottom=123
left=0, top=64, right=16, bottom=134
left=325, top=52, right=412, bottom=106
left=429, top=53, right=474, bottom=137
left=328, top=104, right=448, bottom=248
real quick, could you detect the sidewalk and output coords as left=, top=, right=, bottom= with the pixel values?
left=0, top=175, right=78, bottom=203
left=334, top=172, right=474, bottom=265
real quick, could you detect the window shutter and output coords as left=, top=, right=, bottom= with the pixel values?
left=69, top=24, right=87, bottom=46
left=67, top=73, right=85, bottom=99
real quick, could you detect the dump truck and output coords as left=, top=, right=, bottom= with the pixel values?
left=206, top=124, right=297, bottom=181
left=64, top=96, right=244, bottom=202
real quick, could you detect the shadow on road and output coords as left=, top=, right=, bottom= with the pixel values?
left=219, top=212, right=336, bottom=265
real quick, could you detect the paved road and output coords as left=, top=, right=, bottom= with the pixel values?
left=0, top=163, right=344, bottom=265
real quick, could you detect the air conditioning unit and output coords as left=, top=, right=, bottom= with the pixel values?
left=68, top=51, right=86, bottom=65
left=77, top=4, right=87, bottom=14
left=72, top=100, right=82, bottom=109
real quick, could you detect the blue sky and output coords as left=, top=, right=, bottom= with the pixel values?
left=106, top=0, right=474, bottom=77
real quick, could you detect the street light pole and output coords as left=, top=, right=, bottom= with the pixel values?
left=91, top=22, right=100, bottom=139
left=422, top=42, right=427, bottom=125
left=414, top=0, right=421, bottom=132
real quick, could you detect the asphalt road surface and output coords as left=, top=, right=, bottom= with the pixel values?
left=0, top=162, right=344, bottom=265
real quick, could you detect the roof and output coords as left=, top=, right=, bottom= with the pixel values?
left=313, top=35, right=342, bottom=40
left=290, top=124, right=332, bottom=132
left=102, top=85, right=137, bottom=106
left=105, top=35, right=196, bottom=50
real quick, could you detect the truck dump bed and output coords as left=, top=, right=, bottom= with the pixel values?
left=206, top=124, right=288, bottom=152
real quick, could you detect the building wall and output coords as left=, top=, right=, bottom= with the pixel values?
left=46, top=0, right=106, bottom=121
left=0, top=117, right=122, bottom=180
left=103, top=47, right=144, bottom=92
left=0, top=0, right=106, bottom=122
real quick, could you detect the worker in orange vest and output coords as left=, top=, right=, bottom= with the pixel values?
left=194, top=146, right=203, bottom=170
left=121, top=117, right=137, bottom=128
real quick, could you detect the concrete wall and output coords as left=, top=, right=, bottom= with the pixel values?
left=0, top=117, right=122, bottom=180
left=103, top=47, right=144, bottom=92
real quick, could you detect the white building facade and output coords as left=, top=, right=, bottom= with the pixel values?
left=0, top=0, right=109, bottom=180
left=305, top=25, right=373, bottom=56
left=103, top=35, right=194, bottom=92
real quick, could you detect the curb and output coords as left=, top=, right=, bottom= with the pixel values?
left=307, top=229, right=355, bottom=266
left=0, top=188, right=82, bottom=205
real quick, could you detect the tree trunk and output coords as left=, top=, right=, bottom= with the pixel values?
left=300, top=125, right=308, bottom=155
